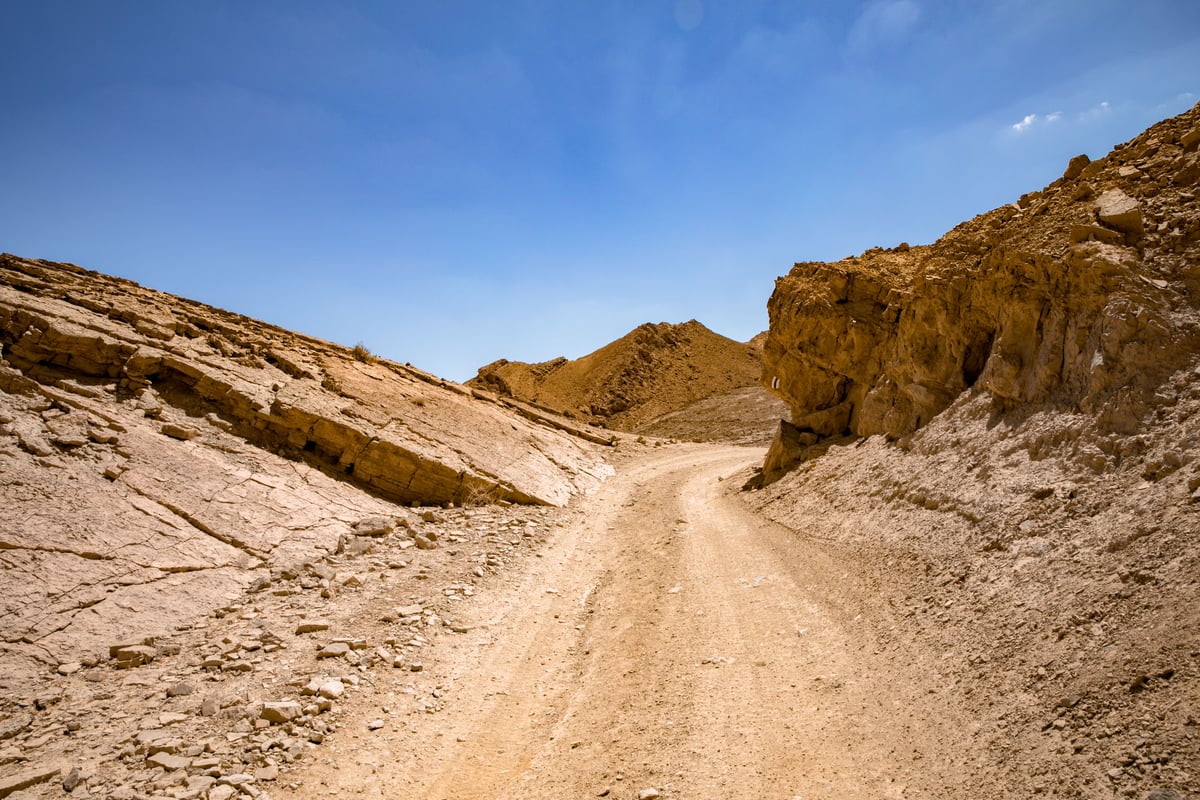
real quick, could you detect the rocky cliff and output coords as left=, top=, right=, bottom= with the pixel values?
left=750, top=104, right=1200, bottom=795
left=470, top=319, right=780, bottom=437
left=762, top=101, right=1200, bottom=475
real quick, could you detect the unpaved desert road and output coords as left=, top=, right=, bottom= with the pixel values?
left=282, top=445, right=974, bottom=799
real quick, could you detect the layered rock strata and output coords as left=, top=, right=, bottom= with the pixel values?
left=0, top=256, right=612, bottom=506
left=762, top=102, right=1200, bottom=475
left=0, top=255, right=613, bottom=673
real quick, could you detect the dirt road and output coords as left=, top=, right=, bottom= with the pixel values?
left=282, top=444, right=975, bottom=799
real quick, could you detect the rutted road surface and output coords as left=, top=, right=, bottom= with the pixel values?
left=281, top=444, right=973, bottom=799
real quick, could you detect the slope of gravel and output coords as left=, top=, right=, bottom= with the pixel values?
left=744, top=389, right=1200, bottom=799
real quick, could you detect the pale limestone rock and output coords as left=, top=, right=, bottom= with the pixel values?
left=1095, top=188, right=1143, bottom=234
left=0, top=766, right=61, bottom=798
left=146, top=751, right=191, bottom=770
left=160, top=422, right=199, bottom=440
left=261, top=702, right=302, bottom=724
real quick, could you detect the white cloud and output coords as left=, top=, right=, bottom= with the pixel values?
left=1012, top=113, right=1037, bottom=133
left=1011, top=110, right=1064, bottom=133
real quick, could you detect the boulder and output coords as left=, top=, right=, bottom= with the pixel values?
left=1063, top=153, right=1090, bottom=180
left=1095, top=188, right=1143, bottom=234
left=261, top=701, right=303, bottom=724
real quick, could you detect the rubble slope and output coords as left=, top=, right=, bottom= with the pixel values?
left=750, top=103, right=1200, bottom=796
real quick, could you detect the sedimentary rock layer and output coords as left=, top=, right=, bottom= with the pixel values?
left=762, top=102, right=1200, bottom=472
left=0, top=256, right=612, bottom=507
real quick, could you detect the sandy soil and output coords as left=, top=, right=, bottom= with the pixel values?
left=276, top=444, right=980, bottom=800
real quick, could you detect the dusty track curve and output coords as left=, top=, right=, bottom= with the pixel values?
left=281, top=445, right=974, bottom=799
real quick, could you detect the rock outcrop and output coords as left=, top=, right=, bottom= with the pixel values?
left=1, top=256, right=612, bottom=506
left=0, top=255, right=613, bottom=678
left=470, top=320, right=779, bottom=437
left=762, top=101, right=1200, bottom=475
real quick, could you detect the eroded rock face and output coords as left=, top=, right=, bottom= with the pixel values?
left=0, top=255, right=613, bottom=674
left=0, top=256, right=612, bottom=507
left=762, top=101, right=1200, bottom=472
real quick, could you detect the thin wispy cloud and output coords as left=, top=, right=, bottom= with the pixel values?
left=847, top=0, right=921, bottom=51
left=1011, top=109, right=1064, bottom=134
left=1012, top=114, right=1037, bottom=133
left=674, top=0, right=704, bottom=32
left=1079, top=100, right=1112, bottom=123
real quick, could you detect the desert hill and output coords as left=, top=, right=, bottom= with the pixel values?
left=749, top=101, right=1200, bottom=794
left=469, top=319, right=786, bottom=441
left=0, top=254, right=614, bottom=689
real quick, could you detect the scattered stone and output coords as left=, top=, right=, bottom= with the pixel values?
left=317, top=642, right=352, bottom=659
left=56, top=661, right=82, bottom=676
left=414, top=533, right=438, bottom=550
left=110, top=643, right=157, bottom=668
left=208, top=785, right=238, bottom=800
left=61, top=766, right=83, bottom=792
left=1063, top=153, right=1090, bottom=180
left=638, top=789, right=662, bottom=799
left=147, top=751, right=191, bottom=770
left=1095, top=188, right=1143, bottom=234
left=0, top=766, right=61, bottom=798
left=262, top=701, right=303, bottom=724
left=186, top=775, right=217, bottom=792
left=295, top=619, right=330, bottom=634
left=161, top=422, right=199, bottom=440
left=318, top=679, right=345, bottom=699
left=0, top=713, right=32, bottom=741
left=367, top=718, right=385, bottom=730
left=1144, top=790, right=1183, bottom=800
left=354, top=516, right=394, bottom=536
left=166, top=681, right=195, bottom=697
left=1069, top=224, right=1123, bottom=245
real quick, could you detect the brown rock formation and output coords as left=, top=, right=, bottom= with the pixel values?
left=469, top=320, right=777, bottom=437
left=0, top=254, right=613, bottom=676
left=1, top=256, right=612, bottom=507
left=762, top=101, right=1200, bottom=475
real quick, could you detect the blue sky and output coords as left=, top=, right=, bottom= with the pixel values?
left=2, top=1, right=1198, bottom=381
